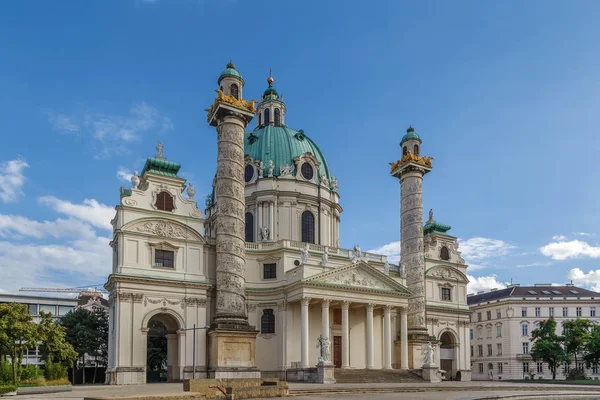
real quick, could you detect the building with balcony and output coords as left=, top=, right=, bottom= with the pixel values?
left=468, top=283, right=600, bottom=380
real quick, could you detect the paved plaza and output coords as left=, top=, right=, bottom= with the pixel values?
left=9, top=381, right=600, bottom=400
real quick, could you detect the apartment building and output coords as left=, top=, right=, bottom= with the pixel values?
left=468, top=283, right=600, bottom=380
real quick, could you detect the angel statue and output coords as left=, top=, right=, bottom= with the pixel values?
left=156, top=141, right=164, bottom=158
left=316, top=334, right=331, bottom=363
left=268, top=160, right=274, bottom=178
left=258, top=160, right=264, bottom=178
left=320, top=247, right=329, bottom=267
left=351, top=244, right=362, bottom=263
left=422, top=342, right=434, bottom=365
left=383, top=261, right=390, bottom=276
left=300, top=244, right=310, bottom=265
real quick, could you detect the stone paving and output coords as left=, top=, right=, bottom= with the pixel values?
left=9, top=381, right=600, bottom=400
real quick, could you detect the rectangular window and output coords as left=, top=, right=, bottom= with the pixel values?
left=470, top=329, right=473, bottom=340
left=260, top=309, right=275, bottom=334
left=478, top=345, right=483, bottom=357
left=154, top=250, right=174, bottom=268
left=537, top=362, right=543, bottom=373
left=564, top=362, right=570, bottom=373
left=486, top=326, right=492, bottom=337
left=577, top=307, right=582, bottom=317
left=563, top=307, right=569, bottom=317
left=58, top=306, right=74, bottom=316
left=478, top=312, right=482, bottom=322
left=496, top=309, right=501, bottom=319
left=522, top=324, right=528, bottom=336
left=39, top=304, right=56, bottom=315
left=523, top=362, right=529, bottom=373
left=497, top=343, right=502, bottom=356
left=26, top=348, right=37, bottom=357
left=487, top=311, right=492, bottom=320
left=28, top=304, right=38, bottom=315
left=497, top=326, right=502, bottom=337
left=522, top=307, right=527, bottom=317
left=578, top=362, right=585, bottom=371
left=498, top=363, right=503, bottom=374
left=522, top=342, right=529, bottom=354
left=535, top=307, right=541, bottom=317
left=470, top=345, right=473, bottom=357
left=442, top=287, right=451, bottom=301
left=549, top=307, right=554, bottom=317
left=592, top=307, right=597, bottom=317
left=333, top=309, right=342, bottom=325
left=478, top=327, right=482, bottom=339
left=487, top=344, right=492, bottom=356
left=263, top=263, right=277, bottom=279
left=593, top=364, right=599, bottom=374
left=479, top=363, right=484, bottom=374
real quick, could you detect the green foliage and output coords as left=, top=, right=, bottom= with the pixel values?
left=585, top=324, right=600, bottom=368
left=563, top=318, right=594, bottom=366
left=0, top=385, right=17, bottom=394
left=0, top=359, right=11, bottom=384
left=567, top=368, right=587, bottom=380
left=147, top=336, right=167, bottom=371
left=19, top=365, right=42, bottom=381
left=37, top=311, right=77, bottom=366
left=0, top=303, right=38, bottom=384
left=530, top=317, right=566, bottom=380
left=44, top=360, right=68, bottom=381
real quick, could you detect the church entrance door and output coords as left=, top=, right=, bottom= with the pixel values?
left=333, top=336, right=342, bottom=367
left=146, top=313, right=180, bottom=383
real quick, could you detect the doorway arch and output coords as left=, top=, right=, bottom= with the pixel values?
left=146, top=313, right=181, bottom=383
left=439, top=330, right=458, bottom=379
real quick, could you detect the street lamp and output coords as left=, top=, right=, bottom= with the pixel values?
left=180, top=324, right=210, bottom=379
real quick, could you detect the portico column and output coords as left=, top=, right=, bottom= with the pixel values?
left=301, top=297, right=311, bottom=368
left=366, top=303, right=374, bottom=369
left=384, top=305, right=393, bottom=369
left=321, top=299, right=330, bottom=341
left=400, top=306, right=409, bottom=370
left=257, top=201, right=263, bottom=241
left=341, top=301, right=350, bottom=368
left=269, top=201, right=274, bottom=240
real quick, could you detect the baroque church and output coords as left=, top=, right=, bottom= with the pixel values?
left=104, top=63, right=472, bottom=384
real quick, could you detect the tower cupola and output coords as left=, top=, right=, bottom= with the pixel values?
left=400, top=125, right=422, bottom=156
left=256, top=71, right=286, bottom=128
left=218, top=61, right=244, bottom=100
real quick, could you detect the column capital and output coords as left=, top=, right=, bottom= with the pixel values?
left=321, top=299, right=331, bottom=308
left=341, top=301, right=350, bottom=311
left=366, top=303, right=375, bottom=312
left=301, top=297, right=312, bottom=306
left=384, top=304, right=394, bottom=313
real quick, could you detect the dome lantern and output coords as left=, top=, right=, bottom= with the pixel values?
left=256, top=69, right=286, bottom=128
left=217, top=60, right=244, bottom=100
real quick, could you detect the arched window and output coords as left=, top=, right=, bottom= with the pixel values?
left=414, top=144, right=420, bottom=155
left=440, top=246, right=450, bottom=261
left=245, top=212, right=254, bottom=242
left=258, top=113, right=262, bottom=126
left=155, top=191, right=174, bottom=212
left=230, top=83, right=239, bottom=99
left=261, top=309, right=275, bottom=334
left=274, top=108, right=281, bottom=126
left=488, top=363, right=493, bottom=371
left=264, top=108, right=270, bottom=125
left=244, top=164, right=255, bottom=183
left=403, top=146, right=408, bottom=156
left=301, top=211, right=315, bottom=243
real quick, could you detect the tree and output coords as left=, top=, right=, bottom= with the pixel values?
left=563, top=318, right=593, bottom=371
left=584, top=324, right=600, bottom=369
left=37, top=311, right=77, bottom=367
left=0, top=303, right=38, bottom=384
left=59, top=308, right=98, bottom=384
left=530, top=317, right=566, bottom=380
left=91, top=308, right=109, bottom=384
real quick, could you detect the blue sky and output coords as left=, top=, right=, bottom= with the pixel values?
left=1, top=0, right=600, bottom=294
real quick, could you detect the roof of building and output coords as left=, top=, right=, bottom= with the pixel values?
left=400, top=126, right=421, bottom=145
left=467, top=284, right=600, bottom=305
left=424, top=220, right=452, bottom=235
left=140, top=157, right=181, bottom=178
left=218, top=61, right=243, bottom=84
left=245, top=125, right=332, bottom=181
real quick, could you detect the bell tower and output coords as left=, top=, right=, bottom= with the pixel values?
left=206, top=61, right=260, bottom=378
left=390, top=126, right=434, bottom=368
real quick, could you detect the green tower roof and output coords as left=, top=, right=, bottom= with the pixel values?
left=140, top=157, right=181, bottom=178
left=218, top=61, right=243, bottom=84
left=423, top=220, right=452, bottom=235
left=400, top=126, right=421, bottom=145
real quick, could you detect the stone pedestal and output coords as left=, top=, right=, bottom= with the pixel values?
left=316, top=362, right=336, bottom=384
left=208, top=327, right=260, bottom=379
left=407, top=331, right=432, bottom=369
left=422, top=364, right=441, bottom=383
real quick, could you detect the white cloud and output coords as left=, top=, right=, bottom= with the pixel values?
left=567, top=268, right=600, bottom=292
left=459, top=237, right=514, bottom=262
left=38, top=196, right=115, bottom=230
left=515, top=261, right=552, bottom=269
left=117, top=167, right=133, bottom=182
left=575, top=232, right=592, bottom=236
left=367, top=241, right=400, bottom=264
left=48, top=102, right=173, bottom=159
left=467, top=274, right=507, bottom=293
left=0, top=214, right=96, bottom=240
left=552, top=235, right=567, bottom=241
left=0, top=158, right=28, bottom=203
left=540, top=239, right=600, bottom=260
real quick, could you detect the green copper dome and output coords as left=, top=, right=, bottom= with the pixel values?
left=245, top=125, right=331, bottom=180
left=218, top=62, right=243, bottom=84
left=263, top=86, right=279, bottom=98
left=400, top=126, right=421, bottom=145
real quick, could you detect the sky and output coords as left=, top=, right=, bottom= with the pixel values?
left=1, top=0, right=600, bottom=296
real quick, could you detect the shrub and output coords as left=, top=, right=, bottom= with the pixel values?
left=567, top=368, right=586, bottom=381
left=0, top=385, right=17, bottom=394
left=0, top=360, right=11, bottom=384
left=44, top=361, right=68, bottom=381
left=20, top=364, right=42, bottom=381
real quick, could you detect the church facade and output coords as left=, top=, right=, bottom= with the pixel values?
left=104, top=63, right=472, bottom=384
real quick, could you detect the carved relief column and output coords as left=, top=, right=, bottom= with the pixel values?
left=366, top=303, right=375, bottom=369
left=400, top=306, right=409, bottom=369
left=341, top=301, right=350, bottom=369
left=384, top=305, right=393, bottom=369
left=321, top=299, right=331, bottom=343
left=301, top=297, right=311, bottom=368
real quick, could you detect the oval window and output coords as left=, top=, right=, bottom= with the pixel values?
left=244, top=165, right=254, bottom=182
left=301, top=163, right=313, bottom=180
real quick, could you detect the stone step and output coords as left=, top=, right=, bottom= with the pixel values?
left=333, top=368, right=423, bottom=383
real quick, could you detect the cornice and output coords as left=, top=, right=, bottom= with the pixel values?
left=105, top=273, right=214, bottom=291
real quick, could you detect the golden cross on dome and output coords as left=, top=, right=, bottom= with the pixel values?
left=267, top=68, right=274, bottom=86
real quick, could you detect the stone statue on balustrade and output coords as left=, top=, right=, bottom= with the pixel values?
left=350, top=244, right=362, bottom=264
left=422, top=342, right=435, bottom=366
left=320, top=247, right=329, bottom=267
left=268, top=160, right=274, bottom=178
left=300, top=244, right=310, bottom=265
left=316, top=334, right=331, bottom=364
left=383, top=261, right=390, bottom=276
left=258, top=160, right=264, bottom=178
left=260, top=226, right=270, bottom=241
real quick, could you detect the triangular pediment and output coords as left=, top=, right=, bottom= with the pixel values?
left=304, top=261, right=410, bottom=294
